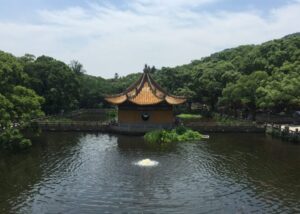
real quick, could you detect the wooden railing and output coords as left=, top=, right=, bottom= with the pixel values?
left=36, top=121, right=109, bottom=132
left=34, top=108, right=115, bottom=121
left=266, top=124, right=300, bottom=143
left=185, top=121, right=258, bottom=127
left=183, top=121, right=265, bottom=133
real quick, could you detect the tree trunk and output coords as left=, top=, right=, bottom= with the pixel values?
left=188, top=101, right=192, bottom=112
left=210, top=100, right=216, bottom=112
left=251, top=107, right=256, bottom=121
left=234, top=106, right=238, bottom=118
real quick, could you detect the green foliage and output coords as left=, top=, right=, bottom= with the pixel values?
left=23, top=56, right=80, bottom=114
left=0, top=94, right=13, bottom=128
left=220, top=71, right=268, bottom=119
left=0, top=128, right=32, bottom=151
left=213, top=113, right=254, bottom=126
left=144, top=130, right=162, bottom=144
left=15, top=33, right=299, bottom=116
left=177, top=113, right=202, bottom=120
left=105, top=109, right=117, bottom=120
left=0, top=51, right=44, bottom=151
left=175, top=125, right=188, bottom=135
left=144, top=126, right=203, bottom=144
left=78, top=74, right=112, bottom=108
left=147, top=33, right=300, bottom=117
left=10, top=86, right=45, bottom=121
left=69, top=60, right=85, bottom=75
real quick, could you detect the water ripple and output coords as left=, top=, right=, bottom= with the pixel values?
left=1, top=132, right=300, bottom=213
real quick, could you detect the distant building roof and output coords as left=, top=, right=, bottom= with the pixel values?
left=105, top=70, right=186, bottom=106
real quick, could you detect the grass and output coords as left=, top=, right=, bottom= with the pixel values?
left=177, top=113, right=202, bottom=120
left=144, top=126, right=204, bottom=144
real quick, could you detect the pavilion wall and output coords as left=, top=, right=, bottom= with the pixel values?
left=117, top=102, right=174, bottom=126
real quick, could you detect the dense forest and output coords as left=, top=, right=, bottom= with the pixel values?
left=0, top=33, right=299, bottom=150
left=111, top=33, right=300, bottom=119
left=153, top=33, right=300, bottom=119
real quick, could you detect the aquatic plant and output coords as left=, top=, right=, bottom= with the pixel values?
left=144, top=126, right=204, bottom=144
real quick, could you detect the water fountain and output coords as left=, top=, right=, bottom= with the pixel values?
left=135, top=158, right=159, bottom=167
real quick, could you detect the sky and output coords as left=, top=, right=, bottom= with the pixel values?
left=0, top=0, right=299, bottom=78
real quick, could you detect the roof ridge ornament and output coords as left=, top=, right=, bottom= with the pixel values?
left=143, top=64, right=150, bottom=73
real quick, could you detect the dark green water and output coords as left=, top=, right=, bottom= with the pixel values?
left=0, top=132, right=300, bottom=213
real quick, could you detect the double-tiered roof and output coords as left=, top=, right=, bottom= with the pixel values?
left=105, top=71, right=186, bottom=106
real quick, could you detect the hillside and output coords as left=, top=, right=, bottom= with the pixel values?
left=1, top=33, right=300, bottom=116
left=109, top=33, right=299, bottom=118
left=148, top=33, right=300, bottom=117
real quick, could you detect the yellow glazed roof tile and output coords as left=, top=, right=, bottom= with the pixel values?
left=130, top=82, right=163, bottom=105
left=105, top=94, right=127, bottom=104
left=105, top=71, right=186, bottom=106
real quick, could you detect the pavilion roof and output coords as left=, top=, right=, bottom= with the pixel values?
left=105, top=70, right=186, bottom=106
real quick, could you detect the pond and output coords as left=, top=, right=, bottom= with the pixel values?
left=0, top=132, right=300, bottom=213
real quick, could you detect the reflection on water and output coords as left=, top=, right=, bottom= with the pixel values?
left=0, top=132, right=300, bottom=213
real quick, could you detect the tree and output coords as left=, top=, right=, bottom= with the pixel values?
left=18, top=53, right=36, bottom=64
left=257, top=71, right=300, bottom=112
left=0, top=51, right=44, bottom=151
left=114, top=73, right=119, bottom=80
left=23, top=56, right=80, bottom=114
left=69, top=60, right=85, bottom=75
left=221, top=71, right=268, bottom=120
left=219, top=83, right=242, bottom=118
left=175, top=87, right=196, bottom=111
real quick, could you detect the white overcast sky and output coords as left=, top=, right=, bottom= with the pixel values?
left=0, top=0, right=299, bottom=78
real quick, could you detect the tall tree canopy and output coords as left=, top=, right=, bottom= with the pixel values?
left=0, top=51, right=44, bottom=150
left=149, top=33, right=300, bottom=116
left=23, top=56, right=80, bottom=114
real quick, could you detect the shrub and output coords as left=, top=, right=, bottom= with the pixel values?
left=144, top=130, right=162, bottom=144
left=0, top=128, right=32, bottom=151
left=106, top=109, right=117, bottom=120
left=177, top=114, right=202, bottom=120
left=144, top=126, right=204, bottom=144
left=175, top=125, right=188, bottom=135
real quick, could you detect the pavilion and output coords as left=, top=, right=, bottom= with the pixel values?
left=105, top=66, right=186, bottom=132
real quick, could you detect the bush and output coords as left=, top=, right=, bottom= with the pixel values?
left=144, top=126, right=204, bottom=144
left=144, top=130, right=162, bottom=144
left=213, top=113, right=254, bottom=126
left=0, top=128, right=32, bottom=151
left=175, top=125, right=188, bottom=135
left=177, top=114, right=202, bottom=120
left=106, top=109, right=117, bottom=120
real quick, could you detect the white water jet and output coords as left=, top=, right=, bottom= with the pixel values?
left=135, top=159, right=159, bottom=167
